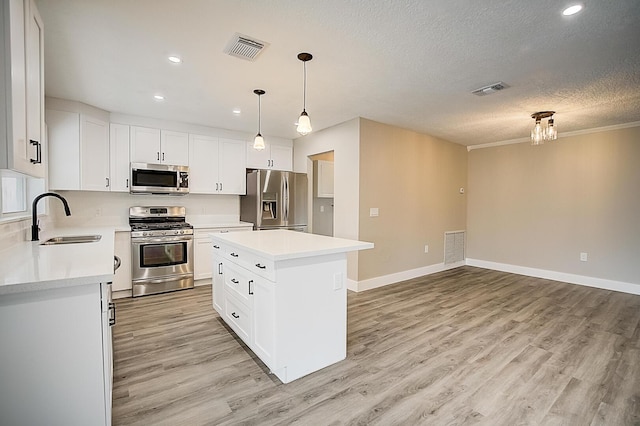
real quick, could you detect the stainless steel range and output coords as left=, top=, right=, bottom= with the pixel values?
left=129, top=206, right=194, bottom=297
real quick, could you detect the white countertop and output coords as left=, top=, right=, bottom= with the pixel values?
left=0, top=227, right=115, bottom=295
left=193, top=222, right=253, bottom=230
left=209, top=230, right=373, bottom=261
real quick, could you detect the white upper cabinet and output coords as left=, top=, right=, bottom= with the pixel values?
left=246, top=140, right=292, bottom=171
left=316, top=160, right=334, bottom=198
left=109, top=123, right=130, bottom=192
left=47, top=100, right=113, bottom=192
left=188, top=134, right=246, bottom=194
left=80, top=115, right=110, bottom=191
left=129, top=127, right=188, bottom=166
left=1, top=0, right=45, bottom=178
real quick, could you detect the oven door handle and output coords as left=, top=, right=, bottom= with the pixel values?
left=132, top=236, right=193, bottom=244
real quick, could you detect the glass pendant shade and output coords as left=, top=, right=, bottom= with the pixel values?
left=253, top=133, right=265, bottom=150
left=531, top=120, right=544, bottom=145
left=545, top=118, right=557, bottom=140
left=297, top=111, right=312, bottom=135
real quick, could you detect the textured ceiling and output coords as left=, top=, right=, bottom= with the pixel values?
left=35, top=0, right=640, bottom=146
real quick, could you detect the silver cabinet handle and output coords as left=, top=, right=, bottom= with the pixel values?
left=231, top=312, right=239, bottom=319
left=126, top=178, right=129, bottom=188
left=162, top=152, right=165, bottom=161
left=230, top=252, right=239, bottom=258
left=213, top=245, right=220, bottom=249
left=106, top=177, right=110, bottom=187
left=249, top=279, right=254, bottom=295
left=218, top=262, right=223, bottom=274
left=157, top=152, right=160, bottom=161
left=220, top=182, right=223, bottom=191
left=255, top=263, right=266, bottom=269
left=231, top=278, right=239, bottom=284
left=108, top=302, right=116, bottom=326
left=114, top=256, right=121, bottom=272
left=30, top=140, right=42, bottom=164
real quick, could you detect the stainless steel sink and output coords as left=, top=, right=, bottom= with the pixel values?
left=41, top=235, right=102, bottom=245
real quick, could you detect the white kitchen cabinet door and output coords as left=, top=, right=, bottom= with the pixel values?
left=80, top=115, right=110, bottom=191
left=194, top=237, right=213, bottom=280
left=24, top=0, right=45, bottom=177
left=246, top=140, right=292, bottom=171
left=269, top=143, right=293, bottom=171
left=212, top=251, right=224, bottom=315
left=218, top=138, right=246, bottom=194
left=316, top=160, right=334, bottom=198
left=129, top=126, right=161, bottom=163
left=160, top=130, right=189, bottom=166
left=0, top=0, right=45, bottom=177
left=109, top=123, right=130, bottom=192
left=188, top=134, right=218, bottom=194
left=47, top=109, right=80, bottom=190
left=113, top=232, right=132, bottom=292
left=252, top=276, right=276, bottom=368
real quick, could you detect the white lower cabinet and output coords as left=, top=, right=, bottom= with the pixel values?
left=212, top=241, right=348, bottom=383
left=194, top=227, right=252, bottom=282
left=0, top=282, right=113, bottom=425
left=113, top=231, right=132, bottom=293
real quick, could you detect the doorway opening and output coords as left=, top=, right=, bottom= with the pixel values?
left=308, top=151, right=334, bottom=236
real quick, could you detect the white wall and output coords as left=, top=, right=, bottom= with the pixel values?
left=293, top=118, right=361, bottom=281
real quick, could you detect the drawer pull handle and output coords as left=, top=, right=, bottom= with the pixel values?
left=108, top=302, right=116, bottom=326
left=213, top=245, right=220, bottom=249
left=230, top=252, right=239, bottom=258
left=231, top=312, right=239, bottom=319
left=218, top=263, right=223, bottom=275
left=249, top=279, right=254, bottom=295
left=255, top=263, right=266, bottom=269
left=231, top=278, right=239, bottom=284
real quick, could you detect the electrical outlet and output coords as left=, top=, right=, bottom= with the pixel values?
left=424, top=245, right=429, bottom=253
left=95, top=208, right=102, bottom=217
left=320, top=205, right=325, bottom=213
left=580, top=252, right=588, bottom=262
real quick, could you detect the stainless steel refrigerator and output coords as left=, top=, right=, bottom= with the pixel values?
left=240, top=170, right=308, bottom=231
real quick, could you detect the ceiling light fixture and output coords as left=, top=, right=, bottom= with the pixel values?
left=232, top=109, right=241, bottom=115
left=253, top=89, right=266, bottom=151
left=562, top=4, right=583, bottom=16
left=296, top=52, right=313, bottom=136
left=168, top=55, right=182, bottom=63
left=153, top=94, right=165, bottom=101
left=530, top=111, right=557, bottom=145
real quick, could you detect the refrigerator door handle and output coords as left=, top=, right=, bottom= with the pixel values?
left=284, top=174, right=289, bottom=222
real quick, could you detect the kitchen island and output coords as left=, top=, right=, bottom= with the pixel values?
left=0, top=228, right=115, bottom=426
left=210, top=229, right=373, bottom=383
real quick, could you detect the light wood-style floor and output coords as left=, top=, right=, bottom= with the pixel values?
left=112, top=266, right=640, bottom=425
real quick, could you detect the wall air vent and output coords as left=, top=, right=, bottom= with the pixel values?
left=444, top=231, right=465, bottom=265
left=224, top=33, right=269, bottom=61
left=471, top=82, right=510, bottom=96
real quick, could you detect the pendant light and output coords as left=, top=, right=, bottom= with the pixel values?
left=296, top=52, right=313, bottom=135
left=530, top=111, right=557, bottom=145
left=253, top=89, right=265, bottom=151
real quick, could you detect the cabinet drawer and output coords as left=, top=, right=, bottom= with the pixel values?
left=221, top=246, right=275, bottom=281
left=224, top=262, right=252, bottom=307
left=224, top=291, right=252, bottom=344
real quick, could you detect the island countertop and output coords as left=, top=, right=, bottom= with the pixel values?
left=209, top=229, right=373, bottom=261
left=0, top=227, right=115, bottom=295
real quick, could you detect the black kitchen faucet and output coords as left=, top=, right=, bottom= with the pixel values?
left=31, top=192, right=71, bottom=241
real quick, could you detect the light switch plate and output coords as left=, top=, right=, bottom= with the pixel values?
left=370, top=207, right=379, bottom=217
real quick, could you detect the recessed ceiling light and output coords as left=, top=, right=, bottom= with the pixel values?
left=232, top=109, right=241, bottom=115
left=154, top=94, right=165, bottom=101
left=168, top=56, right=181, bottom=63
left=562, top=4, right=583, bottom=16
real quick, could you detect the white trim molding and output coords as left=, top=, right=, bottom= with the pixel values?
left=347, top=261, right=466, bottom=292
left=466, top=258, right=640, bottom=296
left=467, top=121, right=640, bottom=152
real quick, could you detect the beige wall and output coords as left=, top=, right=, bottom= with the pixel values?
left=358, top=119, right=467, bottom=281
left=467, top=125, right=640, bottom=285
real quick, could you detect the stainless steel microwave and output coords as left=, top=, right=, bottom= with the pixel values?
left=130, top=163, right=189, bottom=195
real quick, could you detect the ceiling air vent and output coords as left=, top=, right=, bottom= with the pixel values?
left=471, top=82, right=510, bottom=96
left=224, top=33, right=269, bottom=61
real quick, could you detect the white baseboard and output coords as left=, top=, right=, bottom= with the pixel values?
left=348, top=261, right=466, bottom=292
left=466, top=258, right=640, bottom=296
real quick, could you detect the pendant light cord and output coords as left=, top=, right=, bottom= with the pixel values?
left=303, top=61, right=307, bottom=112
left=258, top=94, right=261, bottom=133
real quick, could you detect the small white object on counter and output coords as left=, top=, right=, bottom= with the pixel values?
left=0, top=227, right=115, bottom=295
